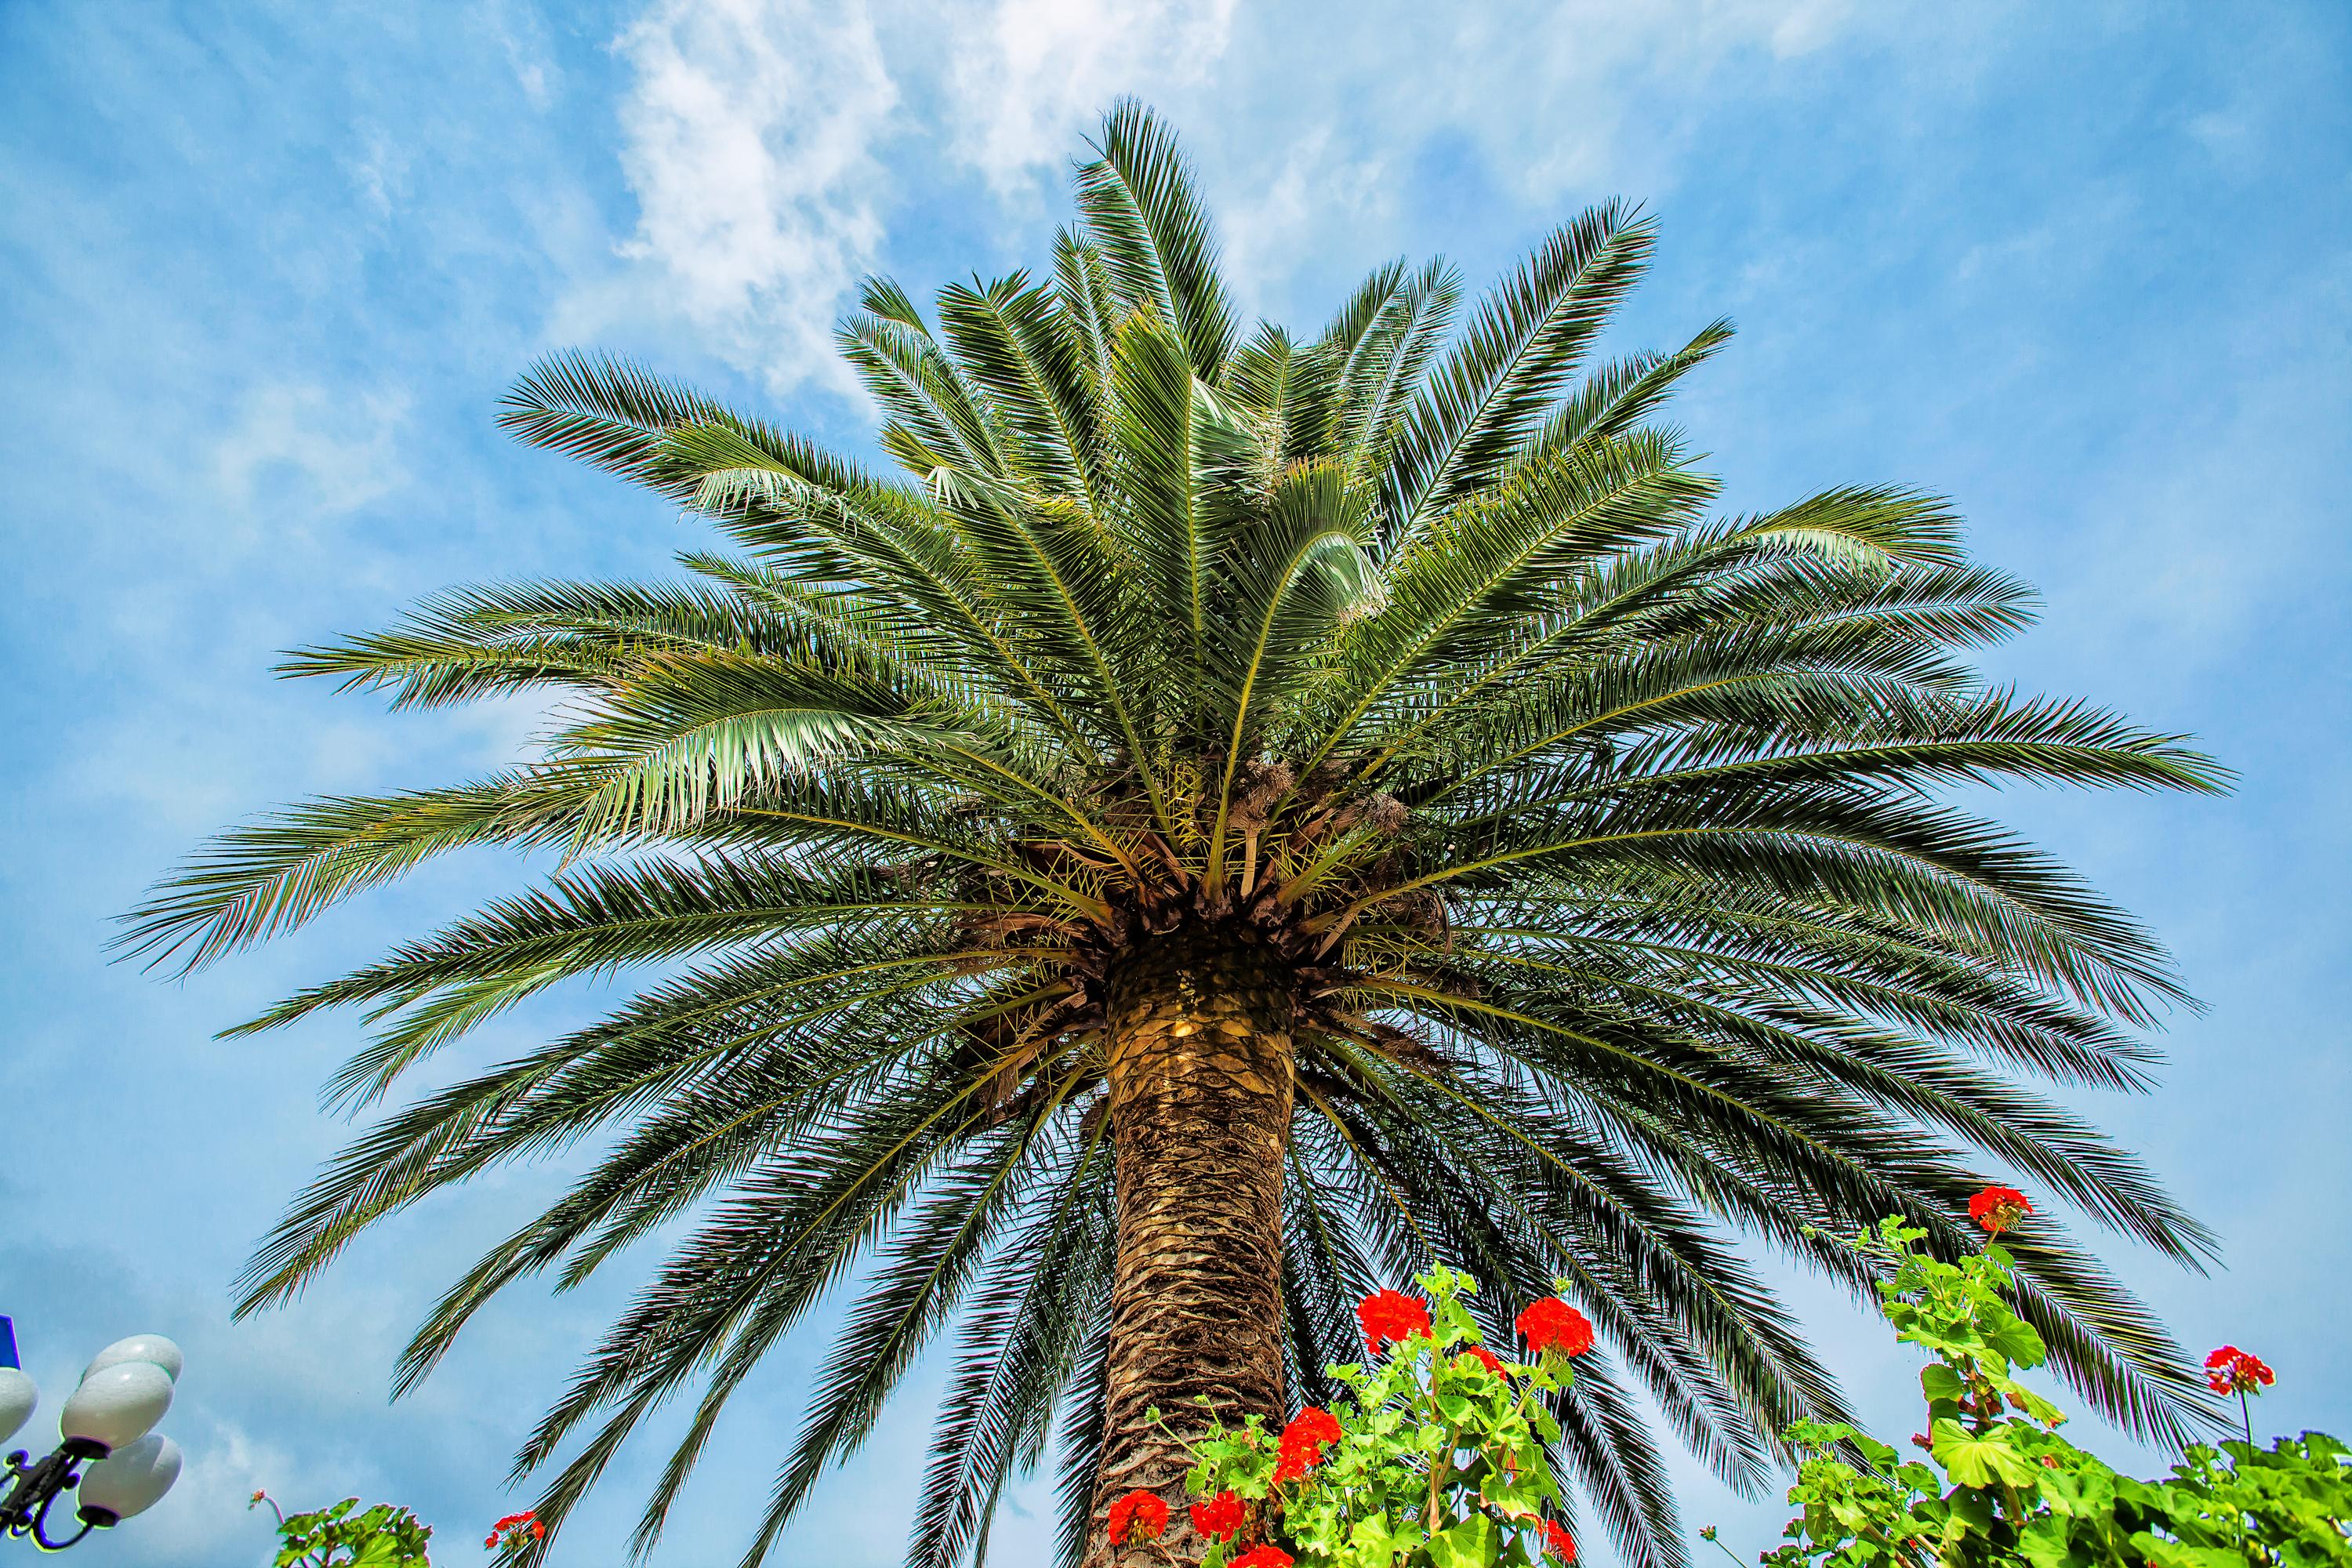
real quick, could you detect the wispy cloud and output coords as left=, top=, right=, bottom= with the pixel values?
left=578, top=0, right=1245, bottom=394
left=1298, top=0, right=1891, bottom=205
left=937, top=0, right=1239, bottom=194
left=576, top=0, right=1875, bottom=392
left=212, top=384, right=412, bottom=526
left=600, top=0, right=900, bottom=395
left=488, top=0, right=561, bottom=111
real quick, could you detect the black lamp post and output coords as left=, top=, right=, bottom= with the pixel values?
left=0, top=1317, right=184, bottom=1550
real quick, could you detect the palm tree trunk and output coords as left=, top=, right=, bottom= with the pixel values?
left=1087, top=927, right=1295, bottom=1566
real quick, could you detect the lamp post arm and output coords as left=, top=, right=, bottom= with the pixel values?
left=0, top=1446, right=93, bottom=1545
left=29, top=1486, right=96, bottom=1552
left=0, top=1448, right=66, bottom=1535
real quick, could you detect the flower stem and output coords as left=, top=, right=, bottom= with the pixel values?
left=1428, top=1425, right=1457, bottom=1535
left=2240, top=1388, right=2253, bottom=1447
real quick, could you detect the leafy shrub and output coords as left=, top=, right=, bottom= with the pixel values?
left=252, top=1493, right=433, bottom=1567
left=1110, top=1265, right=1588, bottom=1567
left=1732, top=1213, right=2351, bottom=1568
left=1118, top=1195, right=2347, bottom=1568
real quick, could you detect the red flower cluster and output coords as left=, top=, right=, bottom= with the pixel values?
left=484, top=1511, right=545, bottom=1551
left=1457, top=1345, right=1506, bottom=1377
left=1969, top=1185, right=2032, bottom=1237
left=1515, top=1298, right=1595, bottom=1358
left=1357, top=1289, right=1432, bottom=1354
left=1189, top=1489, right=1246, bottom=1543
left=1542, top=1519, right=1577, bottom=1563
left=2205, top=1346, right=2275, bottom=1396
left=1232, top=1548, right=1294, bottom=1568
left=1272, top=1406, right=1343, bottom=1484
left=1289, top=1406, right=1341, bottom=1449
left=1105, top=1490, right=1169, bottom=1544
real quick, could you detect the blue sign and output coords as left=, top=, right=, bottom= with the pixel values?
left=0, top=1316, right=16, bottom=1370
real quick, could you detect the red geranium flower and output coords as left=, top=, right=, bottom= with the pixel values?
left=1969, top=1185, right=2032, bottom=1236
left=1515, top=1298, right=1594, bottom=1357
left=1272, top=1409, right=1340, bottom=1485
left=485, top=1511, right=545, bottom=1551
left=1286, top=1406, right=1341, bottom=1449
left=1458, top=1345, right=1506, bottom=1377
left=1357, top=1289, right=1432, bottom=1354
left=1105, top=1490, right=1169, bottom=1544
left=1189, top=1490, right=1246, bottom=1543
left=2204, top=1346, right=2274, bottom=1396
left=1543, top=1519, right=1577, bottom=1563
left=1232, top=1548, right=1294, bottom=1568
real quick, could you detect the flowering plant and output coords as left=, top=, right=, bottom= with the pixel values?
left=2205, top=1347, right=2274, bottom=1398
left=2204, top=1343, right=2278, bottom=1448
left=1729, top=1197, right=2351, bottom=1568
left=1110, top=1490, right=1174, bottom=1547
left=249, top=1492, right=433, bottom=1568
left=1964, top=1185, right=2031, bottom=1238
left=1152, top=1265, right=1589, bottom=1568
left=485, top=1508, right=546, bottom=1559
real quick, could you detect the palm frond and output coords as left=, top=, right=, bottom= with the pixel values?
left=1073, top=99, right=1236, bottom=378
left=1383, top=202, right=1657, bottom=533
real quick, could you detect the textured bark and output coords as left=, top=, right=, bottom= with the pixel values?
left=1086, top=927, right=1295, bottom=1567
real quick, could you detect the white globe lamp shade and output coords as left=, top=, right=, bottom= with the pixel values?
left=57, top=1362, right=172, bottom=1454
left=82, top=1335, right=184, bottom=1385
left=77, top=1432, right=182, bottom=1525
left=0, top=1367, right=34, bottom=1448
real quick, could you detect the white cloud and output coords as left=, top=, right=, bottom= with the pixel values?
left=346, top=123, right=411, bottom=218
left=212, top=383, right=410, bottom=522
left=1766, top=0, right=1860, bottom=57
left=582, top=0, right=1246, bottom=393
left=489, top=0, right=560, bottom=111
left=1392, top=0, right=1882, bottom=202
left=1216, top=127, right=1393, bottom=317
left=605, top=0, right=899, bottom=395
left=936, top=0, right=1238, bottom=196
left=143, top=1416, right=311, bottom=1563
left=575, top=0, right=1882, bottom=396
left=581, top=0, right=1243, bottom=393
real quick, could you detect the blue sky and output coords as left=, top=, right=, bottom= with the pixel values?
left=2, top=2, right=2347, bottom=1563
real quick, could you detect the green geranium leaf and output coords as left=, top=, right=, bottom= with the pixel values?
left=1428, top=1512, right=1498, bottom=1568
left=1987, top=1316, right=2048, bottom=1370
left=2003, top=1380, right=2067, bottom=1428
left=1849, top=1432, right=1899, bottom=1469
left=1349, top=1512, right=1406, bottom=1559
left=1930, top=1419, right=2043, bottom=1490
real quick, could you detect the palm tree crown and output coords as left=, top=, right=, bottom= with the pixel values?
left=127, top=103, right=2226, bottom=1568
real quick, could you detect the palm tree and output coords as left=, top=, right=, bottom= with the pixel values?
left=127, top=103, right=2226, bottom=1568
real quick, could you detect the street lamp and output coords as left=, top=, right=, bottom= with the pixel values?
left=0, top=1318, right=183, bottom=1551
